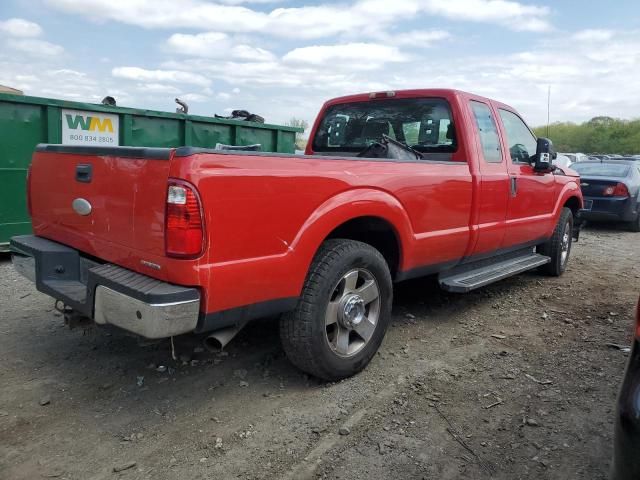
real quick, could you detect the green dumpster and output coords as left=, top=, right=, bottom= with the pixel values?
left=0, top=93, right=301, bottom=250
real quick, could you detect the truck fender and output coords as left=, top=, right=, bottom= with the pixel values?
left=553, top=183, right=583, bottom=217
left=549, top=182, right=583, bottom=236
left=287, top=188, right=414, bottom=286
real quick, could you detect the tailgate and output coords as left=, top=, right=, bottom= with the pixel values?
left=30, top=145, right=172, bottom=258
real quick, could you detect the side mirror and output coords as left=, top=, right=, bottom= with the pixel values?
left=533, top=137, right=556, bottom=173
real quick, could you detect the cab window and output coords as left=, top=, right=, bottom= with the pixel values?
left=312, top=97, right=457, bottom=155
left=470, top=101, right=502, bottom=163
left=498, top=109, right=537, bottom=163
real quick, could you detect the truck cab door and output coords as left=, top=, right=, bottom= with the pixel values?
left=497, top=108, right=556, bottom=248
left=468, top=100, right=510, bottom=256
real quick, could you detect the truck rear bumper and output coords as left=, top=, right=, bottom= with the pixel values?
left=10, top=235, right=200, bottom=339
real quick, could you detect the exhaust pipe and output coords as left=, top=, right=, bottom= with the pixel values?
left=204, top=326, right=242, bottom=352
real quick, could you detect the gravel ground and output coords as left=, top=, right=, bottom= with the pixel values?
left=0, top=225, right=638, bottom=480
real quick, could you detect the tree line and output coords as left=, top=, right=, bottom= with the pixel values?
left=532, top=117, right=640, bottom=155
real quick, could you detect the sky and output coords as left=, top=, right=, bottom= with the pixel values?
left=1, top=0, right=639, bottom=129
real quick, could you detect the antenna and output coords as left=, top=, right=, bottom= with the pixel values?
left=546, top=85, right=551, bottom=137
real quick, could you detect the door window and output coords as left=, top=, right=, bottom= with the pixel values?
left=470, top=101, right=502, bottom=163
left=498, top=109, right=537, bottom=163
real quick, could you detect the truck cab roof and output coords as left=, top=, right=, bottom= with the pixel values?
left=322, top=89, right=511, bottom=110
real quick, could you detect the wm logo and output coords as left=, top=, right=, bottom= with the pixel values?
left=65, top=114, right=114, bottom=133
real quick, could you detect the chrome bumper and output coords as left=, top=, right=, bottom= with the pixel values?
left=10, top=235, right=200, bottom=340
left=94, top=286, right=199, bottom=339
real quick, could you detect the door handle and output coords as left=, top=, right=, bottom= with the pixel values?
left=510, top=176, right=517, bottom=197
left=76, top=164, right=92, bottom=183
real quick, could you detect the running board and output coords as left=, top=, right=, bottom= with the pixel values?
left=438, top=252, right=550, bottom=293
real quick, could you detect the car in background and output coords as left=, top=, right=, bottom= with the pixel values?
left=554, top=154, right=573, bottom=169
left=572, top=160, right=640, bottom=231
left=561, top=152, right=589, bottom=163
left=611, top=297, right=640, bottom=480
left=589, top=154, right=622, bottom=161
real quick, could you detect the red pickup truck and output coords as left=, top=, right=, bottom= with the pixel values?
left=11, top=89, right=583, bottom=380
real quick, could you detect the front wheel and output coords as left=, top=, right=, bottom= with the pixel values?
left=280, top=239, right=393, bottom=381
left=538, top=207, right=573, bottom=276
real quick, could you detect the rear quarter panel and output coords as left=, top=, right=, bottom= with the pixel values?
left=169, top=152, right=473, bottom=313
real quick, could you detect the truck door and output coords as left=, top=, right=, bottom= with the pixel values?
left=497, top=108, right=556, bottom=248
left=468, top=100, right=510, bottom=256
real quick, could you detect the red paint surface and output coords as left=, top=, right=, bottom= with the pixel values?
left=30, top=89, right=583, bottom=315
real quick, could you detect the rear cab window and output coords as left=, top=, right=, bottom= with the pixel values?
left=469, top=101, right=502, bottom=163
left=311, top=97, right=458, bottom=160
left=498, top=109, right=537, bottom=163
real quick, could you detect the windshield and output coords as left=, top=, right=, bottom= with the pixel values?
left=571, top=163, right=630, bottom=177
left=312, top=98, right=456, bottom=154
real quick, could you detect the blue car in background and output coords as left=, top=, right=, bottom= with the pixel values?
left=572, top=160, right=640, bottom=232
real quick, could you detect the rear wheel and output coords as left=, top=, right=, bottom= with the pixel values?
left=538, top=207, right=573, bottom=276
left=280, top=239, right=393, bottom=381
left=628, top=212, right=640, bottom=232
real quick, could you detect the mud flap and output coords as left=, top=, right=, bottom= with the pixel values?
left=573, top=209, right=588, bottom=242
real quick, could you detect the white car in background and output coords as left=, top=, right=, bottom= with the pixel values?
left=561, top=152, right=589, bottom=163
left=554, top=154, right=573, bottom=169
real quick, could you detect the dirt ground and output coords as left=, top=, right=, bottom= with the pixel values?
left=0, top=225, right=638, bottom=480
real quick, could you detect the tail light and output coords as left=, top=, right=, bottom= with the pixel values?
left=603, top=183, right=629, bottom=197
left=165, top=180, right=205, bottom=258
left=26, top=165, right=33, bottom=217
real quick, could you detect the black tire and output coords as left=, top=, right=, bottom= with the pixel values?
left=538, top=207, right=573, bottom=276
left=628, top=212, right=640, bottom=232
left=280, top=239, right=393, bottom=381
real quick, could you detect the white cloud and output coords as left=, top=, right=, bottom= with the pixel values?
left=7, top=38, right=64, bottom=56
left=137, top=83, right=181, bottom=94
left=166, top=32, right=275, bottom=61
left=572, top=29, right=614, bottom=42
left=283, top=43, right=409, bottom=69
left=0, top=18, right=43, bottom=37
left=0, top=59, right=109, bottom=103
left=45, top=0, right=268, bottom=31
left=178, top=92, right=210, bottom=102
left=216, top=0, right=286, bottom=4
left=111, top=67, right=212, bottom=87
left=50, top=68, right=86, bottom=78
left=383, top=29, right=451, bottom=47
left=167, top=31, right=228, bottom=56
left=0, top=18, right=64, bottom=57
left=4, top=1, right=638, bottom=134
left=230, top=44, right=276, bottom=62
left=45, top=0, right=552, bottom=38
left=418, top=0, right=551, bottom=32
left=155, top=29, right=640, bottom=127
